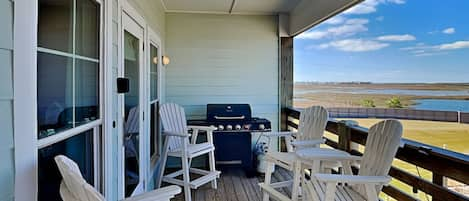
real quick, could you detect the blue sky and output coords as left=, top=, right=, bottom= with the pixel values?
left=294, top=0, right=469, bottom=83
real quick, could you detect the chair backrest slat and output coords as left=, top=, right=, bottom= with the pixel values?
left=55, top=155, right=105, bottom=201
left=125, top=106, right=140, bottom=134
left=297, top=106, right=329, bottom=142
left=356, top=119, right=403, bottom=196
left=160, top=103, right=189, bottom=151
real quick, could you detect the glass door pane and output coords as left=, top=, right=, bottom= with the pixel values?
left=149, top=44, right=159, bottom=158
left=124, top=30, right=140, bottom=196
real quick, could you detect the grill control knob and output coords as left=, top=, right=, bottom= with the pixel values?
left=235, top=125, right=241, bottom=130
left=226, top=125, right=233, bottom=130
left=218, top=125, right=224, bottom=130
left=243, top=124, right=251, bottom=130
left=259, top=124, right=265, bottom=130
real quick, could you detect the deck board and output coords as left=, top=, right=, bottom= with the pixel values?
left=168, top=167, right=292, bottom=201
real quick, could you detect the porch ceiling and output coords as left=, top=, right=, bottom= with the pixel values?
left=161, top=0, right=302, bottom=14
left=160, top=0, right=363, bottom=36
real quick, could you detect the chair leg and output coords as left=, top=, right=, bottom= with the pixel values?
left=182, top=157, right=192, bottom=201
left=157, top=137, right=170, bottom=188
left=291, top=160, right=302, bottom=201
left=263, top=160, right=274, bottom=201
left=208, top=150, right=218, bottom=189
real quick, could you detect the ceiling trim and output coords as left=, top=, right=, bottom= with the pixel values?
left=160, top=0, right=288, bottom=16
left=164, top=9, right=279, bottom=16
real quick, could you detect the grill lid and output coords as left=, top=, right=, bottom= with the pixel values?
left=206, top=104, right=252, bottom=122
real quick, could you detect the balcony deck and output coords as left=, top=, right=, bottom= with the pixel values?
left=169, top=167, right=293, bottom=201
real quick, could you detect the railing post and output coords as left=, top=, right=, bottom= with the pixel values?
left=337, top=121, right=352, bottom=152
left=432, top=173, right=447, bottom=201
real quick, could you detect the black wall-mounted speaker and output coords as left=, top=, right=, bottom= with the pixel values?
left=117, top=77, right=130, bottom=94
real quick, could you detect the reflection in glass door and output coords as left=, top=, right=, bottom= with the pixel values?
left=122, top=19, right=144, bottom=196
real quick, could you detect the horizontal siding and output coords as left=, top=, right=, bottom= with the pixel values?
left=0, top=0, right=14, bottom=200
left=165, top=13, right=280, bottom=131
left=0, top=49, right=13, bottom=99
left=0, top=0, right=13, bottom=50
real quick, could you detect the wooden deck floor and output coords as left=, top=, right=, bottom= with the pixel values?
left=168, top=167, right=293, bottom=201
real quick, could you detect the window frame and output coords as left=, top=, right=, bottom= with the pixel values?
left=13, top=0, right=109, bottom=200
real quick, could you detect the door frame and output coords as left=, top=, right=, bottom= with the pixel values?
left=146, top=27, right=163, bottom=187
left=118, top=1, right=148, bottom=198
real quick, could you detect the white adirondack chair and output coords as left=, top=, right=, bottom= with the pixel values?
left=157, top=103, right=220, bottom=201
left=261, top=105, right=343, bottom=201
left=265, top=105, right=329, bottom=152
left=298, top=119, right=403, bottom=201
left=54, top=155, right=181, bottom=201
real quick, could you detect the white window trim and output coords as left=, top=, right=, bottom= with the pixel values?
left=13, top=0, right=112, bottom=200
left=103, top=0, right=115, bottom=199
left=14, top=1, right=39, bottom=200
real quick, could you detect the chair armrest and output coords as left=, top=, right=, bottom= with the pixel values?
left=291, top=139, right=325, bottom=148
left=296, top=148, right=361, bottom=162
left=262, top=131, right=297, bottom=138
left=163, top=131, right=190, bottom=138
left=123, top=185, right=181, bottom=201
left=187, top=125, right=216, bottom=144
left=314, top=174, right=391, bottom=185
left=188, top=125, right=217, bottom=131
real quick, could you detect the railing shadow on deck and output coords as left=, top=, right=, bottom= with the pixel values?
left=284, top=107, right=469, bottom=201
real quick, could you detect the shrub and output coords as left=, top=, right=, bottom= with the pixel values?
left=361, top=99, right=376, bottom=108
left=386, top=97, right=403, bottom=108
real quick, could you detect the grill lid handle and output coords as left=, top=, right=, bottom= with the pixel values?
left=214, top=115, right=245, bottom=120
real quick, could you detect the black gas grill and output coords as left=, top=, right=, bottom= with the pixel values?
left=188, top=104, right=271, bottom=175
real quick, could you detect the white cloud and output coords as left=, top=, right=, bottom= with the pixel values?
left=400, top=43, right=433, bottom=51
left=327, top=23, right=368, bottom=36
left=344, top=18, right=369, bottom=25
left=296, top=31, right=328, bottom=39
left=318, top=39, right=389, bottom=52
left=376, top=34, right=416, bottom=41
left=401, top=40, right=469, bottom=57
left=344, top=0, right=405, bottom=15
left=324, top=16, right=346, bottom=25
left=415, top=52, right=448, bottom=57
left=442, top=27, right=456, bottom=34
left=438, top=41, right=469, bottom=50
left=297, top=18, right=369, bottom=40
left=387, top=0, right=405, bottom=4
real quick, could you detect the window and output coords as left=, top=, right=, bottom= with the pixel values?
left=37, top=0, right=100, bottom=139
left=36, top=0, right=102, bottom=199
